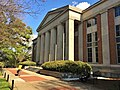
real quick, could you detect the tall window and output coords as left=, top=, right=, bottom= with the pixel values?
left=95, top=32, right=98, bottom=62
left=116, top=25, right=120, bottom=63
left=87, top=32, right=98, bottom=63
left=87, top=33, right=92, bottom=62
left=115, top=6, right=120, bottom=17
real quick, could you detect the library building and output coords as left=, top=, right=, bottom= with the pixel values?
left=32, top=0, right=120, bottom=77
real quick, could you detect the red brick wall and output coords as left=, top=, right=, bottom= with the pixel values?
left=97, top=14, right=103, bottom=64
left=83, top=21, right=87, bottom=62
left=108, top=8, right=117, bottom=64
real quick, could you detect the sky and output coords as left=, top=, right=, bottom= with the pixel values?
left=23, top=0, right=99, bottom=38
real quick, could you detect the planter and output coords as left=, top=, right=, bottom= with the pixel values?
left=40, top=69, right=63, bottom=78
left=40, top=69, right=80, bottom=79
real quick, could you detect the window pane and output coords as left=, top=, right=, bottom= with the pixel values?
left=87, top=33, right=92, bottom=42
left=116, top=25, right=120, bottom=36
left=95, top=32, right=98, bottom=41
left=88, top=58, right=92, bottom=62
left=87, top=20, right=91, bottom=27
left=118, top=57, right=120, bottom=63
left=87, top=17, right=97, bottom=27
left=95, top=42, right=98, bottom=46
left=87, top=43, right=92, bottom=47
left=116, top=31, right=120, bottom=36
left=92, top=18, right=97, bottom=25
left=88, top=48, right=92, bottom=62
left=95, top=47, right=98, bottom=62
left=117, top=44, right=120, bottom=63
left=116, top=37, right=120, bottom=42
left=116, top=25, right=119, bottom=30
left=115, top=6, right=120, bottom=17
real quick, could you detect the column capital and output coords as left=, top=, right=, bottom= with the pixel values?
left=68, top=17, right=75, bottom=21
left=57, top=23, right=64, bottom=27
left=51, top=27, right=56, bottom=31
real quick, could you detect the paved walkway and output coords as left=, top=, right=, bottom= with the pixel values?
left=2, top=68, right=117, bottom=90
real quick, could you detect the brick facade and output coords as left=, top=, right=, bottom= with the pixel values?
left=108, top=8, right=117, bottom=64
left=83, top=21, right=87, bottom=62
left=97, top=14, right=103, bottom=64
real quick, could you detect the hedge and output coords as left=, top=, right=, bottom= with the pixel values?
left=19, top=61, right=36, bottom=66
left=41, top=60, right=92, bottom=76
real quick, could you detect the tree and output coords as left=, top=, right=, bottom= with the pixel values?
left=0, top=0, right=45, bottom=23
left=0, top=18, right=32, bottom=67
left=0, top=0, right=47, bottom=67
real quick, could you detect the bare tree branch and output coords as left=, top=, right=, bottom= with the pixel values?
left=0, top=0, right=46, bottom=23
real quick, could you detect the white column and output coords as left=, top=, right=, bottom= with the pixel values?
left=44, top=31, right=50, bottom=62
left=40, top=34, right=45, bottom=64
left=50, top=28, right=56, bottom=61
left=57, top=24, right=64, bottom=60
left=35, top=36, right=41, bottom=63
left=66, top=19, right=74, bottom=61
left=101, top=12, right=110, bottom=65
left=78, top=23, right=83, bottom=61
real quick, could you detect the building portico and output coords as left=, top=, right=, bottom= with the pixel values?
left=35, top=5, right=82, bottom=64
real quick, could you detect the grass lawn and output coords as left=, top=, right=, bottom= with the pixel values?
left=0, top=72, right=11, bottom=90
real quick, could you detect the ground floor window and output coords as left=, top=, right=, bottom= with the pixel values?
left=87, top=31, right=98, bottom=63
left=117, top=44, right=120, bottom=63
left=116, top=25, right=120, bottom=63
left=88, top=48, right=92, bottom=62
left=95, top=47, right=98, bottom=62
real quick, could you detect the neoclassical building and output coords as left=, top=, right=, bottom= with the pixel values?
left=32, top=0, right=120, bottom=77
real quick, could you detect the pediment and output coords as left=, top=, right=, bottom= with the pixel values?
left=42, top=11, right=62, bottom=26
left=37, top=5, right=82, bottom=32
left=38, top=6, right=68, bottom=30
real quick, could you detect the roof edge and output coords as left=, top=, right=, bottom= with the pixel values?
left=83, top=0, right=108, bottom=13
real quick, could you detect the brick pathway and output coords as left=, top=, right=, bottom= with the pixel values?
left=6, top=68, right=47, bottom=82
left=3, top=68, right=107, bottom=90
left=4, top=68, right=81, bottom=90
left=7, top=68, right=29, bottom=75
left=20, top=76, right=47, bottom=82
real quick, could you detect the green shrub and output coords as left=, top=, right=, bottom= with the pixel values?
left=0, top=62, right=5, bottom=68
left=0, top=78, right=10, bottom=90
left=41, top=60, right=92, bottom=76
left=19, top=61, right=36, bottom=67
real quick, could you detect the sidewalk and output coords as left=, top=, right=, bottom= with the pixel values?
left=3, top=68, right=103, bottom=90
left=3, top=68, right=80, bottom=90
